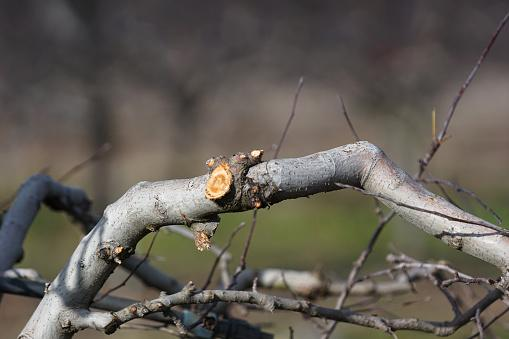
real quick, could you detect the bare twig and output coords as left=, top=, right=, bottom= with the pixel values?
left=95, top=230, right=160, bottom=302
left=467, top=306, right=509, bottom=339
left=431, top=273, right=463, bottom=317
left=281, top=271, right=300, bottom=300
left=441, top=275, right=495, bottom=288
left=373, top=199, right=385, bottom=221
left=235, top=76, right=305, bottom=286
left=329, top=48, right=508, bottom=337
left=273, top=76, right=304, bottom=159
left=335, top=183, right=509, bottom=236
left=0, top=277, right=269, bottom=339
left=433, top=180, right=461, bottom=208
left=59, top=143, right=112, bottom=182
left=0, top=143, right=111, bottom=213
left=421, top=177, right=502, bottom=225
left=103, top=281, right=503, bottom=336
left=474, top=308, right=484, bottom=339
left=201, top=222, right=246, bottom=290
left=237, top=210, right=258, bottom=273
left=322, top=19, right=509, bottom=334
left=23, top=141, right=509, bottom=336
left=418, top=11, right=509, bottom=177
left=190, top=220, right=254, bottom=330
left=191, top=87, right=310, bottom=322
left=321, top=212, right=394, bottom=339
left=0, top=167, right=49, bottom=212
left=358, top=255, right=495, bottom=290
left=323, top=93, right=387, bottom=338
left=337, top=94, right=360, bottom=142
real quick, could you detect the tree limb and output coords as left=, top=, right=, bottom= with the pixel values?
left=93, top=281, right=505, bottom=336
left=0, top=174, right=91, bottom=272
left=0, top=277, right=271, bottom=339
left=19, top=142, right=509, bottom=338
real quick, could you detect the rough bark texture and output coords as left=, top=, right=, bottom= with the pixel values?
left=1, top=277, right=270, bottom=338
left=18, top=142, right=509, bottom=338
left=94, top=283, right=504, bottom=336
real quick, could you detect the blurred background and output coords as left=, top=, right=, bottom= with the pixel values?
left=1, top=1, right=509, bottom=338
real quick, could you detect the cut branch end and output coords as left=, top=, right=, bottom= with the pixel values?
left=194, top=231, right=211, bottom=252
left=205, top=163, right=233, bottom=200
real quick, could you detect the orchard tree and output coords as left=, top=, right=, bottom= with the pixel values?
left=1, top=10, right=509, bottom=339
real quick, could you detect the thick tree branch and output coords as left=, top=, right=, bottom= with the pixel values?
left=0, top=174, right=184, bottom=295
left=0, top=175, right=91, bottom=272
left=19, top=142, right=509, bottom=338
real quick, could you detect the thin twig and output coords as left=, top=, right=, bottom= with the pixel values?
left=421, top=177, right=502, bottom=225
left=323, top=12, right=509, bottom=338
left=0, top=167, right=49, bottom=212
left=238, top=210, right=258, bottom=272
left=273, top=76, right=304, bottom=159
left=281, top=271, right=300, bottom=300
left=325, top=92, right=389, bottom=333
left=95, top=230, right=159, bottom=302
left=418, top=11, right=509, bottom=177
left=189, top=213, right=258, bottom=330
left=357, top=257, right=494, bottom=289
left=321, top=212, right=394, bottom=339
left=432, top=273, right=463, bottom=317
left=1, top=143, right=111, bottom=213
left=108, top=282, right=503, bottom=336
left=335, top=183, right=509, bottom=236
left=323, top=93, right=388, bottom=338
left=373, top=199, right=385, bottom=221
left=191, top=79, right=305, bottom=327
left=467, top=306, right=509, bottom=339
left=441, top=275, right=495, bottom=288
left=201, top=222, right=246, bottom=290
left=235, top=76, right=305, bottom=284
left=337, top=95, right=360, bottom=142
left=474, top=308, right=484, bottom=339
left=59, top=143, right=112, bottom=182
left=433, top=181, right=461, bottom=208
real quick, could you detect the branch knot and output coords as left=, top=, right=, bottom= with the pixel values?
left=97, top=240, right=133, bottom=265
left=204, top=150, right=264, bottom=208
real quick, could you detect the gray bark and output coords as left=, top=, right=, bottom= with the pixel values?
left=0, top=174, right=183, bottom=294
left=18, top=141, right=509, bottom=338
left=87, top=282, right=505, bottom=336
left=235, top=267, right=429, bottom=298
left=0, top=175, right=91, bottom=272
left=1, top=277, right=270, bottom=338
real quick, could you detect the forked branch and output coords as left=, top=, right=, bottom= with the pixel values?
left=19, top=141, right=509, bottom=338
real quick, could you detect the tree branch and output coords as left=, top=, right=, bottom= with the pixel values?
left=96, top=281, right=504, bottom=337
left=418, top=11, right=509, bottom=177
left=233, top=267, right=431, bottom=298
left=0, top=174, right=91, bottom=272
left=19, top=142, right=509, bottom=338
left=1, top=277, right=271, bottom=339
